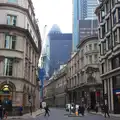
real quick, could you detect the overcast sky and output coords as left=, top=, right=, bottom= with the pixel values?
left=32, top=0, right=72, bottom=37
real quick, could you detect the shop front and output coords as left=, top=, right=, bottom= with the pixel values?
left=113, top=75, right=120, bottom=114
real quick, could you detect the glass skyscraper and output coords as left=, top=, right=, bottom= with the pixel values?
left=72, top=0, right=99, bottom=51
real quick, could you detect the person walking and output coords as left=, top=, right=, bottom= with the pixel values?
left=44, top=105, right=50, bottom=117
left=104, top=104, right=110, bottom=118
left=81, top=105, right=85, bottom=116
left=19, top=105, right=23, bottom=116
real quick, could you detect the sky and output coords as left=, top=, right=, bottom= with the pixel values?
left=32, top=0, right=72, bottom=38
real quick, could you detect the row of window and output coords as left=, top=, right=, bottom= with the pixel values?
left=81, top=43, right=98, bottom=57
left=0, top=33, right=37, bottom=66
left=99, top=28, right=120, bottom=55
left=69, top=54, right=98, bottom=76
left=101, top=54, right=120, bottom=74
left=7, top=14, right=37, bottom=45
left=2, top=58, right=36, bottom=78
left=98, top=0, right=119, bottom=23
left=99, top=8, right=120, bottom=39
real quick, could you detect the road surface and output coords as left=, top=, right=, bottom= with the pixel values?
left=34, top=108, right=119, bottom=120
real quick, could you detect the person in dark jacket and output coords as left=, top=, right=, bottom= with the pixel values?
left=81, top=105, right=85, bottom=116
left=78, top=106, right=81, bottom=115
left=104, top=104, right=110, bottom=118
left=44, top=105, right=50, bottom=117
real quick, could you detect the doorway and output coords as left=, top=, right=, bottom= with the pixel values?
left=90, top=92, right=96, bottom=110
left=0, top=85, right=12, bottom=111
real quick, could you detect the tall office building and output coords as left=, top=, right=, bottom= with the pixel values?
left=72, top=0, right=99, bottom=51
left=86, top=0, right=99, bottom=19
left=42, top=24, right=72, bottom=78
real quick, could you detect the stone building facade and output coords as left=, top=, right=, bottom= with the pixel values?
left=44, top=35, right=102, bottom=110
left=96, top=0, right=120, bottom=114
left=0, top=0, right=41, bottom=114
left=66, top=35, right=102, bottom=109
left=44, top=65, right=67, bottom=107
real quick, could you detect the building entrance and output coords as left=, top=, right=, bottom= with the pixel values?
left=90, top=91, right=96, bottom=110
left=0, top=85, right=12, bottom=111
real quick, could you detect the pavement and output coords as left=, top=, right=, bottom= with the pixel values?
left=6, top=108, right=120, bottom=120
left=7, top=109, right=45, bottom=120
left=90, top=111, right=120, bottom=118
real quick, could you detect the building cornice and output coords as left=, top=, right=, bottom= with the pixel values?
left=77, top=35, right=98, bottom=49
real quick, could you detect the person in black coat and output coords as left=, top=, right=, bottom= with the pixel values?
left=44, top=105, right=50, bottom=117
left=104, top=104, right=110, bottom=118
left=81, top=105, right=85, bottom=116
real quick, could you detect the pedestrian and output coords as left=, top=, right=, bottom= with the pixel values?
left=44, top=105, right=50, bottom=117
left=95, top=103, right=99, bottom=113
left=78, top=106, right=81, bottom=115
left=3, top=108, right=8, bottom=120
left=19, top=105, right=23, bottom=116
left=81, top=105, right=85, bottom=116
left=104, top=104, right=110, bottom=118
left=0, top=104, right=3, bottom=120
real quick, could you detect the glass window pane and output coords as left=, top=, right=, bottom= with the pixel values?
left=8, top=0, right=17, bottom=3
left=7, top=15, right=17, bottom=26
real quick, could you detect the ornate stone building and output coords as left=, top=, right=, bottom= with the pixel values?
left=0, top=0, right=41, bottom=114
left=66, top=35, right=102, bottom=109
left=96, top=0, right=120, bottom=114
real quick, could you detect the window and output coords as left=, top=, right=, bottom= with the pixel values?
left=7, top=15, right=17, bottom=26
left=107, top=17, right=110, bottom=32
left=89, top=44, right=92, bottom=51
left=112, top=55, right=120, bottom=69
left=81, top=49, right=84, bottom=57
left=94, top=43, right=97, bottom=50
left=5, top=34, right=16, bottom=49
left=118, top=8, right=120, bottom=22
left=113, top=10, right=116, bottom=25
left=102, top=24, right=105, bottom=38
left=89, top=55, right=92, bottom=64
left=99, top=44, right=102, bottom=55
left=112, top=0, right=115, bottom=7
left=101, top=7, right=105, bottom=20
left=103, top=41, right=106, bottom=54
left=3, top=58, right=13, bottom=76
left=101, top=63, right=104, bottom=74
left=27, top=23, right=29, bottom=30
left=106, top=0, right=110, bottom=13
left=113, top=75, right=120, bottom=88
left=114, top=30, right=118, bottom=45
left=86, top=45, right=87, bottom=52
left=108, top=35, right=112, bottom=50
left=94, top=54, right=98, bottom=63
left=8, top=0, right=17, bottom=3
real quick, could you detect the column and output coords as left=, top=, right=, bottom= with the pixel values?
left=108, top=79, right=110, bottom=111
left=104, top=80, right=107, bottom=104
left=110, top=77, right=114, bottom=112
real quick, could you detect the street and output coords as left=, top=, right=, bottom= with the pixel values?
left=33, top=108, right=119, bottom=120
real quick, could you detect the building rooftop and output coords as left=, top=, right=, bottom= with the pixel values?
left=49, top=24, right=62, bottom=34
